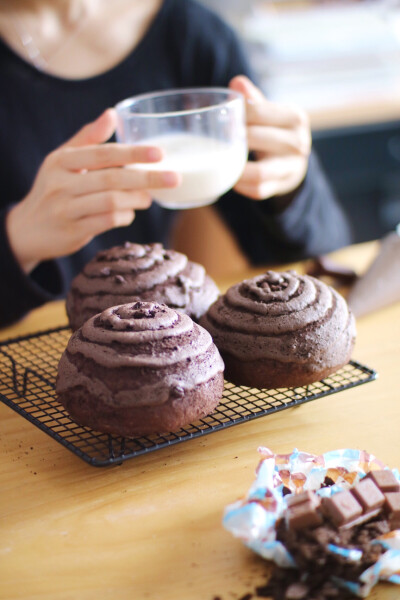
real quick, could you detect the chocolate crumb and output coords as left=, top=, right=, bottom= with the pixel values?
left=322, top=476, right=335, bottom=487
left=246, top=494, right=392, bottom=600
left=285, top=583, right=309, bottom=599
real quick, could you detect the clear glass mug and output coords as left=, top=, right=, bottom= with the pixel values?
left=115, top=88, right=247, bottom=209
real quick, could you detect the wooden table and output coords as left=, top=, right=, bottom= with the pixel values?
left=0, top=242, right=399, bottom=600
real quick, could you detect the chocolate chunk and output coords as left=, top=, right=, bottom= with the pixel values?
left=287, top=490, right=319, bottom=508
left=322, top=491, right=363, bottom=526
left=390, top=519, right=400, bottom=529
left=306, top=256, right=357, bottom=285
left=320, top=581, right=340, bottom=597
left=311, top=525, right=336, bottom=546
left=287, top=501, right=323, bottom=531
left=367, top=469, right=400, bottom=493
left=384, top=491, right=400, bottom=520
left=322, top=476, right=336, bottom=487
left=285, top=491, right=324, bottom=531
left=351, top=477, right=386, bottom=512
left=362, top=519, right=391, bottom=536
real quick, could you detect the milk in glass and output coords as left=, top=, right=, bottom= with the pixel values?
left=133, top=133, right=247, bottom=209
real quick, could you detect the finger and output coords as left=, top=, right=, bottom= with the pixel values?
left=247, top=125, right=310, bottom=156
left=60, top=144, right=163, bottom=171
left=75, top=209, right=136, bottom=239
left=63, top=108, right=117, bottom=149
left=234, top=178, right=284, bottom=201
left=69, top=167, right=181, bottom=196
left=238, top=157, right=301, bottom=186
left=67, top=190, right=152, bottom=220
left=234, top=175, right=305, bottom=200
left=235, top=156, right=308, bottom=199
left=246, top=99, right=307, bottom=129
left=229, top=75, right=265, bottom=103
left=229, top=75, right=308, bottom=129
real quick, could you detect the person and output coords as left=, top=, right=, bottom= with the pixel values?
left=0, top=0, right=352, bottom=327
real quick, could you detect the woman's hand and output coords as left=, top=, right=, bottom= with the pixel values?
left=6, top=109, right=180, bottom=274
left=229, top=75, right=311, bottom=201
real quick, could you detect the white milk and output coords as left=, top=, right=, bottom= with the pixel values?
left=133, top=133, right=247, bottom=209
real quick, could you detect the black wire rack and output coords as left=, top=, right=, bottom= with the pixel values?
left=0, top=326, right=377, bottom=467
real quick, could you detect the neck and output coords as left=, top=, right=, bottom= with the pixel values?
left=0, top=0, right=162, bottom=79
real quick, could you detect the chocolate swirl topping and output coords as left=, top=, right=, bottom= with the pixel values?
left=57, top=302, right=224, bottom=408
left=66, top=242, right=219, bottom=330
left=79, top=243, right=188, bottom=294
left=201, top=270, right=356, bottom=368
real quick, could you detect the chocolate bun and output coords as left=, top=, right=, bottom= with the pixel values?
left=56, top=302, right=224, bottom=436
left=66, top=242, right=219, bottom=331
left=200, top=270, right=356, bottom=389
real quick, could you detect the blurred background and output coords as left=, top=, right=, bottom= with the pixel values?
left=198, top=0, right=400, bottom=243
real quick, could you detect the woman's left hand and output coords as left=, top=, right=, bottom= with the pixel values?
left=229, top=75, right=311, bottom=201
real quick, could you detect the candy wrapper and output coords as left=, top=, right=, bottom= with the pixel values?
left=223, top=448, right=400, bottom=598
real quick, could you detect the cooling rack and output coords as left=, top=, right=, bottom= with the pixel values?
left=0, top=326, right=376, bottom=467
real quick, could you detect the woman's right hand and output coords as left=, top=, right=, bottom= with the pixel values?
left=6, top=108, right=180, bottom=274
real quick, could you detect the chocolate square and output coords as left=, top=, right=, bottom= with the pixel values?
left=322, top=491, right=363, bottom=526
left=287, top=501, right=323, bottom=531
left=351, top=478, right=386, bottom=512
left=286, top=490, right=319, bottom=508
left=367, top=470, right=400, bottom=493
left=384, top=491, right=400, bottom=518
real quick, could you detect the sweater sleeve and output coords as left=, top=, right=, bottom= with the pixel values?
left=216, top=151, right=353, bottom=265
left=0, top=208, right=64, bottom=327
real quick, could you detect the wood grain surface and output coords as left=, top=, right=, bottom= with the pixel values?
left=1, top=242, right=399, bottom=600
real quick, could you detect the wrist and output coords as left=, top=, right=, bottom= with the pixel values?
left=269, top=174, right=307, bottom=214
left=5, top=204, right=39, bottom=274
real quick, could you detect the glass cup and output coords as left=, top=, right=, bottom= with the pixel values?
left=115, top=88, right=247, bottom=209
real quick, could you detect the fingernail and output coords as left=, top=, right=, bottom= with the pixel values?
left=147, top=147, right=162, bottom=161
left=162, top=172, right=179, bottom=186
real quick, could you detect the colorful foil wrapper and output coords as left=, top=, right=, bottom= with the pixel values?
left=223, top=448, right=400, bottom=597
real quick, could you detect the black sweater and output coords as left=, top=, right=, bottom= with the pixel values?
left=0, top=0, right=352, bottom=327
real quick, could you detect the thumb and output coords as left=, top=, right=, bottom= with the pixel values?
left=229, top=75, right=265, bottom=103
left=63, top=108, right=117, bottom=148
